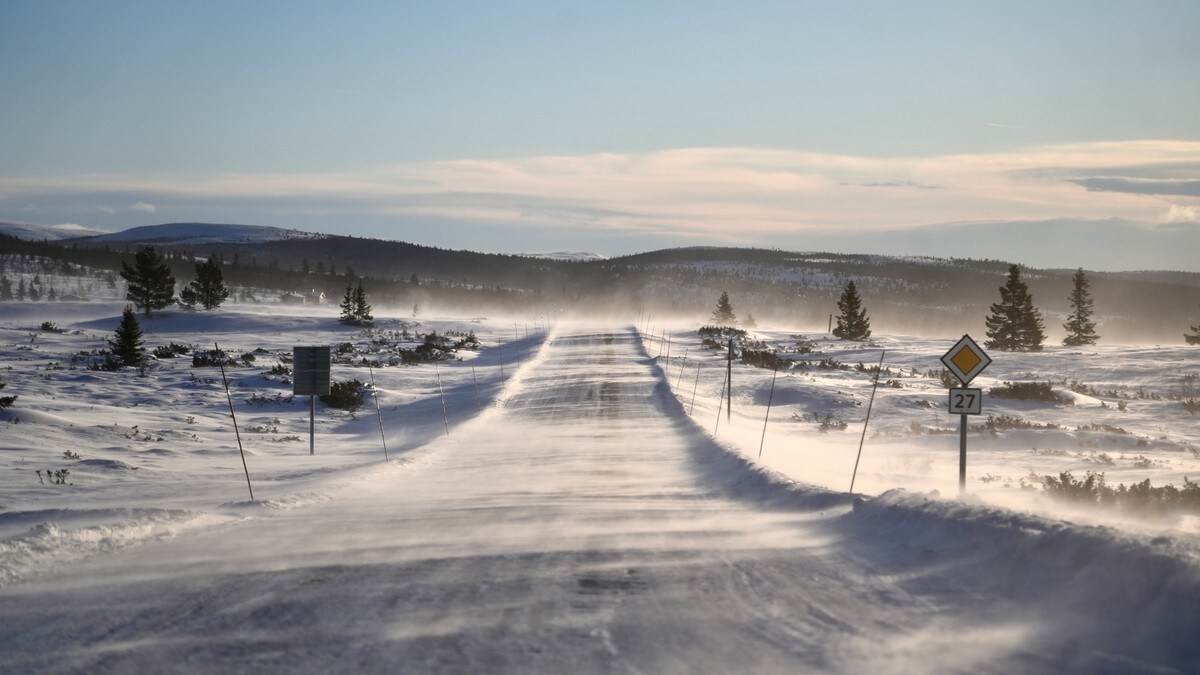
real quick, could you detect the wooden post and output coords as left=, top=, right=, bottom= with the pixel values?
left=726, top=338, right=733, bottom=423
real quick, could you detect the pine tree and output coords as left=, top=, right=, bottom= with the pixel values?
left=109, top=305, right=145, bottom=368
left=353, top=281, right=373, bottom=326
left=121, top=246, right=176, bottom=317
left=712, top=291, right=736, bottom=325
left=0, top=276, right=11, bottom=301
left=1062, top=268, right=1099, bottom=346
left=179, top=254, right=230, bottom=310
left=16, top=279, right=26, bottom=301
left=985, top=264, right=1046, bottom=352
left=832, top=280, right=871, bottom=341
left=339, top=284, right=357, bottom=325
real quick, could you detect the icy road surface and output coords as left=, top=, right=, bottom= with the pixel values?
left=1, top=328, right=1195, bottom=673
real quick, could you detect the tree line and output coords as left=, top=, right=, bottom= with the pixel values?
left=709, top=263, right=1110, bottom=350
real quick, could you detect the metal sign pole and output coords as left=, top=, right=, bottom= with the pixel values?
left=941, top=335, right=991, bottom=496
left=959, top=413, right=968, bottom=493
left=294, top=345, right=330, bottom=458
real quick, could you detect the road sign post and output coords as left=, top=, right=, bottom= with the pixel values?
left=940, top=336, right=991, bottom=494
left=294, top=346, right=331, bottom=455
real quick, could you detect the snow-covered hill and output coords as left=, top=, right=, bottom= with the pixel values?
left=517, top=251, right=608, bottom=262
left=0, top=220, right=107, bottom=241
left=78, top=222, right=324, bottom=246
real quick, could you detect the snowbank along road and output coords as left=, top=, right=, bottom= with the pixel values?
left=1, top=327, right=1198, bottom=674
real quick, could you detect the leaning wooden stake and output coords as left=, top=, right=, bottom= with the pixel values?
left=471, top=363, right=481, bottom=413
left=714, top=375, right=727, bottom=434
left=690, top=363, right=702, bottom=415
left=758, top=365, right=779, bottom=460
left=725, top=338, right=733, bottom=423
left=434, top=361, right=450, bottom=438
left=676, top=348, right=689, bottom=388
left=367, top=362, right=389, bottom=462
left=216, top=342, right=254, bottom=502
left=849, top=350, right=886, bottom=494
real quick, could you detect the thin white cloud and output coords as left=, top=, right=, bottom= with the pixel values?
left=1, top=140, right=1198, bottom=241
left=130, top=201, right=157, bottom=214
left=1162, top=204, right=1200, bottom=224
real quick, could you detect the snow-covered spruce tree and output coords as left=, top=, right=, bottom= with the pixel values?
left=120, top=246, right=176, bottom=317
left=985, top=264, right=1046, bottom=352
left=1062, top=267, right=1099, bottom=346
left=179, top=254, right=230, bottom=311
left=109, top=305, right=146, bottom=369
left=832, top=280, right=871, bottom=341
left=712, top=291, right=736, bottom=325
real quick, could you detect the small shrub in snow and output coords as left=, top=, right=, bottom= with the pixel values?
left=740, top=349, right=788, bottom=371
left=245, top=392, right=294, bottom=406
left=989, top=381, right=1069, bottom=404
left=816, top=358, right=848, bottom=371
left=1041, top=472, right=1200, bottom=519
left=0, top=378, right=15, bottom=410
left=153, top=342, right=191, bottom=359
left=321, top=379, right=366, bottom=412
left=192, top=348, right=240, bottom=368
left=790, top=335, right=817, bottom=354
left=793, top=411, right=848, bottom=432
left=39, top=321, right=62, bottom=333
left=37, top=469, right=72, bottom=485
left=1180, top=374, right=1200, bottom=414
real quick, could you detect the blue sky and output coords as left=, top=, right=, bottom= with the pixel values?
left=2, top=1, right=1199, bottom=270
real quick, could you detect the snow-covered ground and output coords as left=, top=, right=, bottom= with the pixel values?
left=2, top=304, right=1199, bottom=673
left=641, top=326, right=1200, bottom=530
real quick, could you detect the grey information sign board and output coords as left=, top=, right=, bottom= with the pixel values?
left=293, top=346, right=331, bottom=396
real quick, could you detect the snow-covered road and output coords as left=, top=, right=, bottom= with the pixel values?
left=1, top=328, right=1196, bottom=673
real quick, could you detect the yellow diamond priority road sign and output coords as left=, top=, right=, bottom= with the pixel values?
left=941, top=334, right=991, bottom=386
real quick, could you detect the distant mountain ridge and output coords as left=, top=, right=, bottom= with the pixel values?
left=0, top=220, right=108, bottom=241
left=73, top=222, right=323, bottom=246
left=517, top=251, right=608, bottom=262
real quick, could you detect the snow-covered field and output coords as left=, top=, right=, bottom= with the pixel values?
left=2, top=302, right=1200, bottom=673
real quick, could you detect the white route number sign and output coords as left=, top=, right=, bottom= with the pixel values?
left=948, top=388, right=983, bottom=415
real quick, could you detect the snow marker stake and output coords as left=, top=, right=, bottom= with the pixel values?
left=471, top=363, right=481, bottom=413
left=715, top=374, right=726, bottom=434
left=368, top=363, right=388, bottom=462
left=726, top=338, right=733, bottom=423
left=216, top=342, right=254, bottom=502
left=435, top=362, right=450, bottom=438
left=849, top=350, right=885, bottom=494
left=690, top=363, right=701, bottom=415
left=758, top=364, right=779, bottom=460
left=676, top=348, right=689, bottom=389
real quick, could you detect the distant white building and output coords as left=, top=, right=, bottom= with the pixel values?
left=279, top=290, right=327, bottom=306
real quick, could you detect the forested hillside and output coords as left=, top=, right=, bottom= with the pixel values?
left=3, top=228, right=1199, bottom=343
